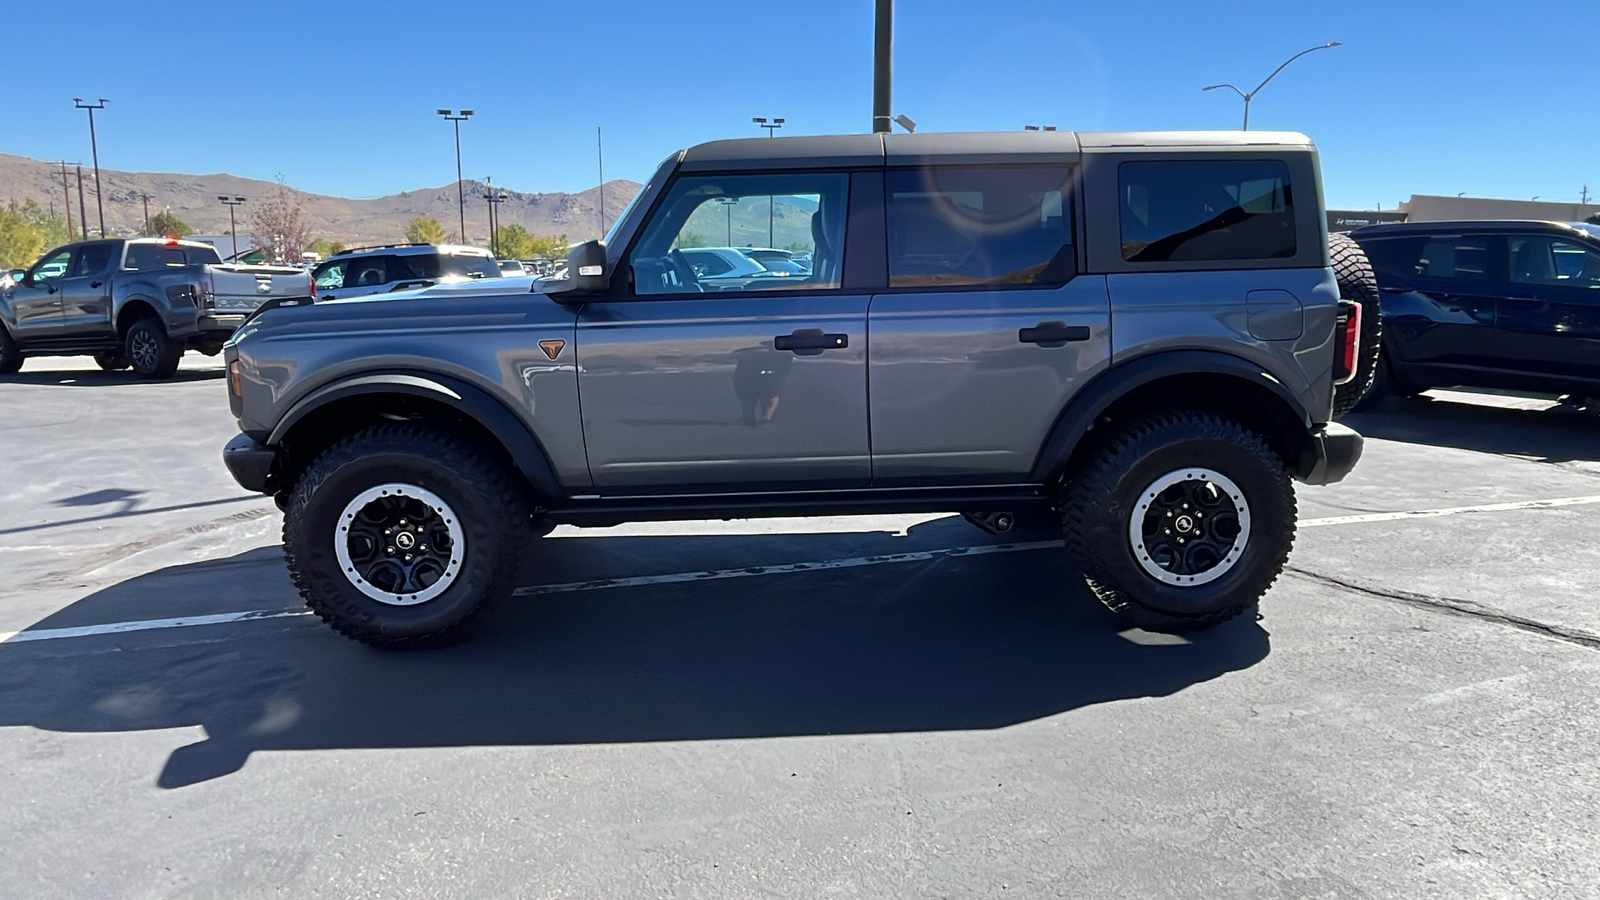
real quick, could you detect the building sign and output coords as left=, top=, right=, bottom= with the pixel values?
left=1327, top=210, right=1408, bottom=232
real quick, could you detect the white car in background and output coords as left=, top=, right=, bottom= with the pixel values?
left=311, top=243, right=500, bottom=301
left=676, top=246, right=802, bottom=290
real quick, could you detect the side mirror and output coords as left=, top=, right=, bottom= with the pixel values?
left=566, top=240, right=608, bottom=294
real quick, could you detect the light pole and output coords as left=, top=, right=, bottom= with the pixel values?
left=1202, top=42, right=1341, bottom=130
left=437, top=109, right=474, bottom=242
left=73, top=98, right=108, bottom=236
left=873, top=0, right=892, bottom=133
left=1024, top=124, right=1057, bottom=132
left=753, top=117, right=784, bottom=246
left=715, top=197, right=737, bottom=245
left=481, top=178, right=509, bottom=256
left=219, top=195, right=246, bottom=257
left=597, top=126, right=606, bottom=236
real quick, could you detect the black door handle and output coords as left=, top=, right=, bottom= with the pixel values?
left=1019, top=322, right=1091, bottom=345
left=774, top=329, right=848, bottom=355
left=90, top=281, right=102, bottom=288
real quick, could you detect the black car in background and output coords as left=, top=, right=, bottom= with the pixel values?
left=1349, top=220, right=1600, bottom=407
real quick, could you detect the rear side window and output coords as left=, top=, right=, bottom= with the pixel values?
left=1416, top=236, right=1490, bottom=280
left=886, top=166, right=1074, bottom=287
left=1119, top=160, right=1295, bottom=262
left=441, top=253, right=500, bottom=279
left=73, top=244, right=115, bottom=277
left=1357, top=236, right=1427, bottom=279
left=346, top=255, right=393, bottom=288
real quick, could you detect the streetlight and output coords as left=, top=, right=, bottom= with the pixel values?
left=1202, top=42, right=1341, bottom=130
left=715, top=197, right=738, bottom=245
left=753, top=117, right=784, bottom=246
left=218, top=196, right=246, bottom=258
left=73, top=98, right=108, bottom=236
left=1024, top=124, right=1057, bottom=132
left=437, top=109, right=474, bottom=242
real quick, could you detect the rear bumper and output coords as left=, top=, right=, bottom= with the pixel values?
left=1298, top=422, right=1363, bottom=486
left=223, top=432, right=279, bottom=494
left=196, top=313, right=248, bottom=335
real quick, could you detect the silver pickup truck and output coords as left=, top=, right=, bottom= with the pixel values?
left=0, top=237, right=312, bottom=377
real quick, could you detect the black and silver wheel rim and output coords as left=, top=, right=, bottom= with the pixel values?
left=1128, top=468, right=1251, bottom=586
left=334, top=483, right=465, bottom=605
left=129, top=329, right=158, bottom=371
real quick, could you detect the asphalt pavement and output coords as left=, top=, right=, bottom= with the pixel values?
left=2, top=356, right=1598, bottom=898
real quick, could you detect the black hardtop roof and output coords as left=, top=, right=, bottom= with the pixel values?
left=1350, top=220, right=1595, bottom=238
left=678, top=130, right=1314, bottom=172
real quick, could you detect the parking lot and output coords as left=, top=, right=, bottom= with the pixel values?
left=2, top=356, right=1599, bottom=898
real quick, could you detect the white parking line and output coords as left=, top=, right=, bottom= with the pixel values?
left=6, top=492, right=1600, bottom=645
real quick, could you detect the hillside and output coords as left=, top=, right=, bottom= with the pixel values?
left=0, top=153, right=641, bottom=246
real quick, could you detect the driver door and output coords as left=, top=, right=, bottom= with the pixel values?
left=574, top=171, right=871, bottom=491
left=8, top=246, right=74, bottom=340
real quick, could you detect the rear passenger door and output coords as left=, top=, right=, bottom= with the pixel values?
left=867, top=165, right=1111, bottom=483
left=57, top=242, right=117, bottom=337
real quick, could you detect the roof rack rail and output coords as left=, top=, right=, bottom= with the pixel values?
left=335, top=242, right=436, bottom=255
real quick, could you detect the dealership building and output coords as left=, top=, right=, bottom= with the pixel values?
left=1328, top=194, right=1600, bottom=233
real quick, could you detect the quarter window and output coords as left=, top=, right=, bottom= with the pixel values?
left=1119, top=160, right=1295, bottom=262
left=886, top=166, right=1074, bottom=287
left=630, top=173, right=847, bottom=295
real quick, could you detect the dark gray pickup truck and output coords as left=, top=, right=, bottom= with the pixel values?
left=1, top=238, right=311, bottom=377
left=221, top=130, right=1367, bottom=648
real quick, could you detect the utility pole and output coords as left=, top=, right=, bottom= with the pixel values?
left=481, top=178, right=508, bottom=256
left=873, top=0, right=892, bottom=133
left=56, top=161, right=80, bottom=242
left=219, top=196, right=246, bottom=258
left=437, top=109, right=474, bottom=243
left=76, top=166, right=89, bottom=241
left=74, top=98, right=108, bottom=236
left=1583, top=186, right=1591, bottom=206
left=597, top=126, right=605, bottom=237
left=140, top=192, right=151, bottom=235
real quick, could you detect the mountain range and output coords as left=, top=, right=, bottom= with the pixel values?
left=0, top=152, right=641, bottom=246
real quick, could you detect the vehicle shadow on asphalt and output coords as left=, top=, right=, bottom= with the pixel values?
left=1344, top=394, right=1600, bottom=464
left=0, top=368, right=224, bottom=386
left=0, top=519, right=1271, bottom=789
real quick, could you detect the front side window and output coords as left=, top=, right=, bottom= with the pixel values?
left=630, top=172, right=847, bottom=295
left=313, top=260, right=347, bottom=289
left=1119, top=160, right=1295, bottom=262
left=1509, top=236, right=1600, bottom=288
left=30, top=248, right=73, bottom=282
left=887, top=166, right=1074, bottom=287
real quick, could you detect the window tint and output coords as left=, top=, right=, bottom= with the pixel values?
left=1119, top=160, right=1295, bottom=262
left=1417, top=236, right=1489, bottom=280
left=887, top=166, right=1073, bottom=287
left=1358, top=236, right=1427, bottom=279
left=312, top=260, right=347, bottom=289
left=1509, top=236, right=1600, bottom=288
left=72, top=244, right=114, bottom=277
left=631, top=172, right=847, bottom=295
left=346, top=256, right=391, bottom=288
left=31, top=248, right=72, bottom=282
left=440, top=253, right=500, bottom=279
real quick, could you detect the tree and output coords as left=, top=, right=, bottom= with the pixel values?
left=149, top=209, right=193, bottom=239
left=404, top=217, right=447, bottom=245
left=248, top=178, right=313, bottom=264
left=311, top=239, right=345, bottom=259
left=493, top=224, right=533, bottom=259
left=0, top=202, right=46, bottom=269
left=526, top=233, right=569, bottom=259
left=12, top=199, right=70, bottom=249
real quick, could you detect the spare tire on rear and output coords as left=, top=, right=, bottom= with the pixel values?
left=1329, top=232, right=1382, bottom=418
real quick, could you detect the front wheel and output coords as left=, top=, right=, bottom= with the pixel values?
left=282, top=424, right=531, bottom=649
left=0, top=326, right=21, bottom=374
left=1060, top=412, right=1296, bottom=632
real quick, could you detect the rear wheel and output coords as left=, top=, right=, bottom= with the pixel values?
left=93, top=350, right=129, bottom=371
left=1330, top=233, right=1382, bottom=419
left=1061, top=412, right=1296, bottom=632
left=283, top=423, right=530, bottom=649
left=125, top=317, right=182, bottom=378
left=0, top=327, right=21, bottom=374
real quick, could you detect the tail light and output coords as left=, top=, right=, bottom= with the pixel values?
left=308, top=279, right=317, bottom=301
left=197, top=272, right=216, bottom=310
left=1333, top=300, right=1361, bottom=385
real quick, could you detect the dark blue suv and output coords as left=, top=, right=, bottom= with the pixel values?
left=1350, top=220, right=1600, bottom=405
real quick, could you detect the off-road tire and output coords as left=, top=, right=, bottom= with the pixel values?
left=1060, top=412, right=1296, bottom=632
left=93, top=350, right=129, bottom=371
left=283, top=423, right=530, bottom=649
left=1330, top=233, right=1382, bottom=418
left=125, top=317, right=182, bottom=378
left=0, top=326, right=21, bottom=374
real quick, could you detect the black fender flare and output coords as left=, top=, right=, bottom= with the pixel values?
left=1028, top=350, right=1318, bottom=483
left=267, top=371, right=565, bottom=499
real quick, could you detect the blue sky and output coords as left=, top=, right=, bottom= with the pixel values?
left=5, top=0, right=1595, bottom=210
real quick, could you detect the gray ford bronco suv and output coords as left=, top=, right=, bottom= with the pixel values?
left=222, top=130, right=1365, bottom=648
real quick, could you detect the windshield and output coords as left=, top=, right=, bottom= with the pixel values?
left=601, top=156, right=672, bottom=247
left=441, top=253, right=502, bottom=279
left=1571, top=223, right=1600, bottom=241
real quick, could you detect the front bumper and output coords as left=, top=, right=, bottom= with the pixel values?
left=1298, top=422, right=1363, bottom=486
left=223, top=432, right=279, bottom=494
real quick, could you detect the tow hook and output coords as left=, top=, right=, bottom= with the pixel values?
left=962, top=511, right=1015, bottom=535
